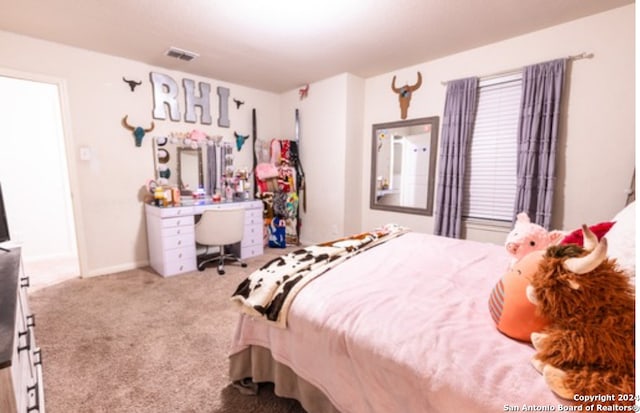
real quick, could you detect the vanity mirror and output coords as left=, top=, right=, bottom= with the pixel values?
left=153, top=137, right=205, bottom=192
left=177, top=147, right=204, bottom=191
left=152, top=135, right=238, bottom=198
left=370, top=116, right=439, bottom=216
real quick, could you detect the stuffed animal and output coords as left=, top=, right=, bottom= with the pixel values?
left=488, top=249, right=548, bottom=342
left=505, top=212, right=564, bottom=267
left=525, top=225, right=635, bottom=406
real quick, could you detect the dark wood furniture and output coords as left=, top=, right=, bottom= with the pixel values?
left=0, top=247, right=45, bottom=412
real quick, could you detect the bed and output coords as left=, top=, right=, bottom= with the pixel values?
left=228, top=204, right=636, bottom=413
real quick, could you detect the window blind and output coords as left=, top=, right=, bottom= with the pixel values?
left=463, top=73, right=522, bottom=222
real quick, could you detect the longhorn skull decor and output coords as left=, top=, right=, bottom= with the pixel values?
left=122, top=115, right=155, bottom=147
left=299, top=84, right=309, bottom=100
left=122, top=77, right=142, bottom=92
left=391, top=71, right=422, bottom=119
left=233, top=98, right=245, bottom=109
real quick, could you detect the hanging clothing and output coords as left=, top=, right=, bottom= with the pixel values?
left=255, top=138, right=302, bottom=246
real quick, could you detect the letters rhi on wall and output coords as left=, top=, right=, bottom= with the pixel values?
left=150, top=72, right=230, bottom=127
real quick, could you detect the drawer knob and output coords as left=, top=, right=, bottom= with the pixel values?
left=26, top=314, right=36, bottom=328
left=20, top=276, right=30, bottom=288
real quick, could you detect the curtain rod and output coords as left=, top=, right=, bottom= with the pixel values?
left=440, top=52, right=593, bottom=85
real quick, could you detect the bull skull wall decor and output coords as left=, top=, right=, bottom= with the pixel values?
left=122, top=115, right=155, bottom=147
left=391, top=72, right=422, bottom=119
left=299, top=84, right=309, bottom=100
left=122, top=77, right=142, bottom=92
left=234, top=131, right=250, bottom=151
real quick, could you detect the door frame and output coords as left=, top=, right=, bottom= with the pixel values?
left=0, top=68, right=88, bottom=279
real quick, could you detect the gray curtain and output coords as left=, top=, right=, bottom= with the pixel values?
left=513, top=59, right=566, bottom=229
left=434, top=77, right=478, bottom=238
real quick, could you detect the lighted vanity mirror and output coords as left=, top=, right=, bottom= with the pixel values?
left=370, top=116, right=439, bottom=216
left=152, top=135, right=206, bottom=193
left=176, top=147, right=204, bottom=192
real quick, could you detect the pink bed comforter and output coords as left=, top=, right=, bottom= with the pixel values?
left=230, top=232, right=567, bottom=413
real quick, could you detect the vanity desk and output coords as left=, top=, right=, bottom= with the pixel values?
left=145, top=199, right=264, bottom=277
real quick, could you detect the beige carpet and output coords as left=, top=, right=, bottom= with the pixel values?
left=29, top=246, right=308, bottom=413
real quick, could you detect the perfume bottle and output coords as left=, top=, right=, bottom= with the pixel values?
left=225, top=183, right=233, bottom=201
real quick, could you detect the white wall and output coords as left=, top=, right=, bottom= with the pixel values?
left=279, top=74, right=361, bottom=244
left=359, top=5, right=635, bottom=242
left=0, top=30, right=282, bottom=276
left=343, top=74, right=365, bottom=236
left=279, top=73, right=365, bottom=245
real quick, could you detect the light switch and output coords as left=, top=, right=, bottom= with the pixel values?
left=79, top=146, right=91, bottom=161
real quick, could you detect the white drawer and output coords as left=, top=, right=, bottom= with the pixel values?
left=162, top=259, right=197, bottom=276
left=242, top=227, right=263, bottom=247
left=146, top=204, right=194, bottom=218
left=194, top=204, right=222, bottom=214
left=159, top=206, right=194, bottom=217
left=31, top=360, right=45, bottom=413
left=162, top=233, right=195, bottom=250
left=162, top=246, right=196, bottom=260
left=241, top=244, right=263, bottom=259
left=11, top=308, right=26, bottom=412
left=161, top=216, right=193, bottom=229
left=245, top=208, right=263, bottom=224
left=194, top=202, right=242, bottom=214
left=244, top=222, right=262, bottom=234
left=161, top=225, right=194, bottom=238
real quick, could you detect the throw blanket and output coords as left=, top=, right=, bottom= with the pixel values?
left=230, top=224, right=409, bottom=328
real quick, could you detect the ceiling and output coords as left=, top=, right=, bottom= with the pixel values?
left=0, top=0, right=634, bottom=92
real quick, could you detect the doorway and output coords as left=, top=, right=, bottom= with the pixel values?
left=0, top=73, right=80, bottom=290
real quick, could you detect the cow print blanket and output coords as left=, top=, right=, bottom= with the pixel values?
left=230, top=223, right=409, bottom=328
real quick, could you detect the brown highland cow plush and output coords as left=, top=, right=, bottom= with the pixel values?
left=526, top=225, right=635, bottom=404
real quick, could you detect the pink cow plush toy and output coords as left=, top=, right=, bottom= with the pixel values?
left=505, top=213, right=564, bottom=267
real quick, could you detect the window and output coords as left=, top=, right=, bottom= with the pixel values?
left=462, top=73, right=522, bottom=223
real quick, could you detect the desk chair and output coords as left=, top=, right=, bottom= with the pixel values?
left=195, top=207, right=247, bottom=275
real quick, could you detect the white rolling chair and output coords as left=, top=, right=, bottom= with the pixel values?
left=195, top=207, right=247, bottom=275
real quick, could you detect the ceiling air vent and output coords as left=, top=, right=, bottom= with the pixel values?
left=165, top=47, right=199, bottom=62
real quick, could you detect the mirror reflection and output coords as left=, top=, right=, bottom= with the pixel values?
left=153, top=137, right=206, bottom=194
left=177, top=147, right=203, bottom=191
left=370, top=116, right=439, bottom=216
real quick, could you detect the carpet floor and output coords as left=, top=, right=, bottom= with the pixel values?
left=29, top=246, right=308, bottom=413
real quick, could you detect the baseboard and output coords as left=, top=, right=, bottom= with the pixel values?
left=84, top=259, right=150, bottom=278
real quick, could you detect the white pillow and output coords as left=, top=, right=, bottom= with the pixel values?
left=605, top=201, right=635, bottom=283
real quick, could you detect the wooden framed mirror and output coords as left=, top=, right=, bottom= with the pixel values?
left=370, top=116, right=439, bottom=216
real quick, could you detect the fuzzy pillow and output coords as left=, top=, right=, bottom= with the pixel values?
left=489, top=250, right=548, bottom=342
left=606, top=202, right=635, bottom=283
